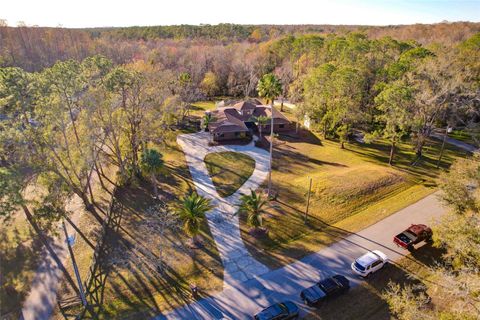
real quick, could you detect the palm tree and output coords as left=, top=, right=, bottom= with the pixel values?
left=237, top=189, right=268, bottom=233
left=250, top=115, right=270, bottom=139
left=257, top=73, right=282, bottom=197
left=177, top=192, right=213, bottom=245
left=203, top=112, right=216, bottom=132
left=140, top=149, right=164, bottom=199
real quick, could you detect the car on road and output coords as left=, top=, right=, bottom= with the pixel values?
left=254, top=301, right=299, bottom=320
left=300, top=274, right=350, bottom=306
left=394, top=224, right=432, bottom=251
left=351, top=250, right=388, bottom=277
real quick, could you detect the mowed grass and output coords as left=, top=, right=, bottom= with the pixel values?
left=91, top=140, right=223, bottom=319
left=304, top=244, right=444, bottom=319
left=189, top=101, right=216, bottom=117
left=240, top=119, right=470, bottom=269
left=205, top=152, right=256, bottom=197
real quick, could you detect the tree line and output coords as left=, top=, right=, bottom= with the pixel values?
left=289, top=32, right=479, bottom=163
left=385, top=155, right=480, bottom=319
left=1, top=22, right=479, bottom=72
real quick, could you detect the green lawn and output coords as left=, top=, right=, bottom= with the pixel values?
left=449, top=129, right=479, bottom=146
left=240, top=119, right=470, bottom=269
left=204, top=152, right=256, bottom=197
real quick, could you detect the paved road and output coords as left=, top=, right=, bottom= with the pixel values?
left=156, top=190, right=446, bottom=320
left=431, top=132, right=478, bottom=153
left=177, top=132, right=270, bottom=288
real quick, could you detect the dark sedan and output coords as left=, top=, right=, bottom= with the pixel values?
left=300, top=275, right=350, bottom=306
left=254, top=301, right=300, bottom=320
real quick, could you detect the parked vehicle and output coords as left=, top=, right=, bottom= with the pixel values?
left=351, top=250, right=388, bottom=277
left=300, top=274, right=350, bottom=306
left=254, top=301, right=299, bottom=320
left=394, top=224, right=432, bottom=251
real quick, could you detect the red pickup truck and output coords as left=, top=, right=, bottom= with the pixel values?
left=394, top=224, right=432, bottom=251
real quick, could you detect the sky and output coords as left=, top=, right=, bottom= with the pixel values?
left=1, top=0, right=479, bottom=28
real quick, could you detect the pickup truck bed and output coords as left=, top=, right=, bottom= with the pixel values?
left=394, top=224, right=432, bottom=250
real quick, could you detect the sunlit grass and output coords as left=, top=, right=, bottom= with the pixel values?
left=240, top=125, right=469, bottom=269
left=205, top=152, right=256, bottom=197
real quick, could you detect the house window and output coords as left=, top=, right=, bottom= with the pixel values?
left=220, top=134, right=225, bottom=138
left=279, top=124, right=285, bottom=128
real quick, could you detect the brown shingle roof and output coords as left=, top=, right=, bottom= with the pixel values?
left=208, top=101, right=290, bottom=134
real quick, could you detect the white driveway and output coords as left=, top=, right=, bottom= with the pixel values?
left=177, top=132, right=270, bottom=288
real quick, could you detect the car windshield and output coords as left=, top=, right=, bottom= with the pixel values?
left=354, top=261, right=366, bottom=271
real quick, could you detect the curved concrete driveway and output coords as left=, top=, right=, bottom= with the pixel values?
left=177, top=132, right=270, bottom=288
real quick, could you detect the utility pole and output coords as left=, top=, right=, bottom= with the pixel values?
left=305, top=177, right=312, bottom=224
left=267, top=100, right=275, bottom=198
left=62, top=220, right=87, bottom=307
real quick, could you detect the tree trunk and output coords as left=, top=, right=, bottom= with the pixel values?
left=95, top=162, right=106, bottom=191
left=280, top=97, right=284, bottom=112
left=78, top=192, right=102, bottom=223
left=389, top=141, right=396, bottom=165
left=437, top=126, right=448, bottom=168
left=341, top=141, right=345, bottom=149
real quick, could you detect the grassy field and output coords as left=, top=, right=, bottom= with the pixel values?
left=205, top=152, right=256, bottom=197
left=81, top=139, right=223, bottom=319
left=304, top=244, right=444, bottom=319
left=239, top=112, right=469, bottom=269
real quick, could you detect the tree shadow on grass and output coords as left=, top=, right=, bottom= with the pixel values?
left=86, top=180, right=223, bottom=319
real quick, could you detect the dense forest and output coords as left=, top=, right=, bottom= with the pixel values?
left=1, top=22, right=479, bottom=71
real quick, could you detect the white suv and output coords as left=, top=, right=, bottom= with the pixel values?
left=351, top=250, right=388, bottom=277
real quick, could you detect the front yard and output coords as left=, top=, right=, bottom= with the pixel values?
left=205, top=151, right=256, bottom=197
left=237, top=125, right=469, bottom=269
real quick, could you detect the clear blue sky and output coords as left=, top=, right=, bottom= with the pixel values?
left=2, top=0, right=479, bottom=28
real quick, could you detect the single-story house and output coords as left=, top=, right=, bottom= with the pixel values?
left=208, top=100, right=292, bottom=141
